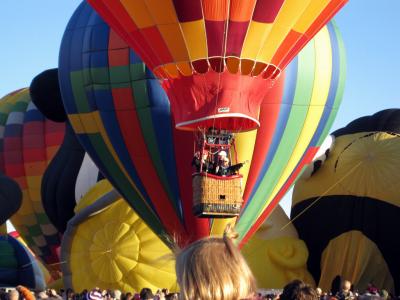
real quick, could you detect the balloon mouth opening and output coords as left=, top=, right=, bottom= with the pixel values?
left=154, top=58, right=282, bottom=80
left=175, top=114, right=260, bottom=132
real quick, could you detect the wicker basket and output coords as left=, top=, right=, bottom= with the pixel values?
left=192, top=173, right=243, bottom=217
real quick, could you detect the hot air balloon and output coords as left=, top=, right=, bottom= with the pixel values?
left=62, top=180, right=309, bottom=291
left=59, top=3, right=346, bottom=247
left=30, top=69, right=102, bottom=233
left=0, top=234, right=47, bottom=290
left=0, top=88, right=64, bottom=278
left=87, top=0, right=347, bottom=132
left=242, top=206, right=314, bottom=288
left=0, top=172, right=22, bottom=225
left=61, top=180, right=177, bottom=292
left=1, top=85, right=104, bottom=280
left=292, top=109, right=400, bottom=294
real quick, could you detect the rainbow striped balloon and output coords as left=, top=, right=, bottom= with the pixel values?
left=59, top=3, right=345, bottom=247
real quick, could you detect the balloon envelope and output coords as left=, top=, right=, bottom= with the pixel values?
left=87, top=0, right=347, bottom=131
left=292, top=109, right=400, bottom=294
left=61, top=180, right=177, bottom=292
left=0, top=172, right=22, bottom=225
left=0, top=89, right=64, bottom=278
left=0, top=234, right=46, bottom=290
left=59, top=3, right=346, bottom=247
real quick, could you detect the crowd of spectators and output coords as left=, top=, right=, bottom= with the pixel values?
left=0, top=287, right=178, bottom=300
left=0, top=278, right=394, bottom=300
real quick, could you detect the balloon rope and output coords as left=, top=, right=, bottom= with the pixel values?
left=280, top=160, right=363, bottom=230
left=19, top=260, right=68, bottom=270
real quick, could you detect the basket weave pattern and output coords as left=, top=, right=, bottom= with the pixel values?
left=192, top=174, right=243, bottom=217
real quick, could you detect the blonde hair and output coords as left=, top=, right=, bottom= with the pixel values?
left=175, top=225, right=256, bottom=300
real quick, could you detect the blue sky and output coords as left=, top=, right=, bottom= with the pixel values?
left=1, top=1, right=400, bottom=216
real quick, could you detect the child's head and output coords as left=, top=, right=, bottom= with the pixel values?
left=175, top=225, right=256, bottom=300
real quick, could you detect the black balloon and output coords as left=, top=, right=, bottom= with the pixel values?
left=0, top=172, right=22, bottom=225
left=30, top=69, right=67, bottom=122
left=41, top=124, right=86, bottom=233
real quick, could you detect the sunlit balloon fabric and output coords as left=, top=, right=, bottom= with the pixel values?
left=88, top=0, right=347, bottom=131
left=242, top=206, right=315, bottom=288
left=59, top=3, right=345, bottom=247
left=292, top=109, right=400, bottom=294
left=0, top=89, right=64, bottom=278
left=62, top=180, right=178, bottom=292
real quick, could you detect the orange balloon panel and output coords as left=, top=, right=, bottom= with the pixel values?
left=87, top=0, right=347, bottom=131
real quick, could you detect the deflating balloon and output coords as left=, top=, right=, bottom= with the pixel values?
left=87, top=0, right=347, bottom=131
left=61, top=180, right=177, bottom=292
left=59, top=3, right=346, bottom=247
left=0, top=235, right=46, bottom=290
left=292, top=109, right=400, bottom=294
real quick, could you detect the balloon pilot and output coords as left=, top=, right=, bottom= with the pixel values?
left=191, top=128, right=247, bottom=176
left=191, top=128, right=247, bottom=218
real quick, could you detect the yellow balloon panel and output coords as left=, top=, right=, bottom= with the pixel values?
left=63, top=181, right=178, bottom=292
left=319, top=231, right=394, bottom=293
left=242, top=206, right=314, bottom=289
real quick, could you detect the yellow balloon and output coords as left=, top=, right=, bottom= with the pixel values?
left=242, top=206, right=314, bottom=289
left=62, top=180, right=177, bottom=292
left=64, top=180, right=314, bottom=291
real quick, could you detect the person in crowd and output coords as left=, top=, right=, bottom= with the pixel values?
left=380, top=290, right=389, bottom=300
left=164, top=294, right=178, bottom=300
left=80, top=290, right=88, bottom=300
left=132, top=294, right=140, bottom=300
left=139, top=289, right=154, bottom=300
left=16, top=286, right=35, bottom=300
left=64, top=289, right=74, bottom=300
left=86, top=288, right=103, bottom=300
left=160, top=290, right=168, bottom=299
left=109, top=290, right=121, bottom=300
left=336, top=280, right=354, bottom=300
left=280, top=280, right=318, bottom=300
left=124, top=293, right=133, bottom=300
left=330, top=276, right=342, bottom=297
left=316, top=288, right=323, bottom=300
left=0, top=289, right=6, bottom=300
left=7, top=290, right=20, bottom=300
left=366, top=283, right=379, bottom=295
left=175, top=224, right=257, bottom=300
left=36, top=291, right=48, bottom=300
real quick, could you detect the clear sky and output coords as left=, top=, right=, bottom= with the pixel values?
left=1, top=1, right=400, bottom=217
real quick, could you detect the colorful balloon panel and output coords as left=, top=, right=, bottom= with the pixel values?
left=0, top=235, right=47, bottom=290
left=29, top=68, right=102, bottom=233
left=59, top=3, right=345, bottom=247
left=0, top=89, right=64, bottom=278
left=236, top=21, right=346, bottom=245
left=41, top=123, right=101, bottom=233
left=292, top=109, right=400, bottom=294
left=87, top=0, right=347, bottom=131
